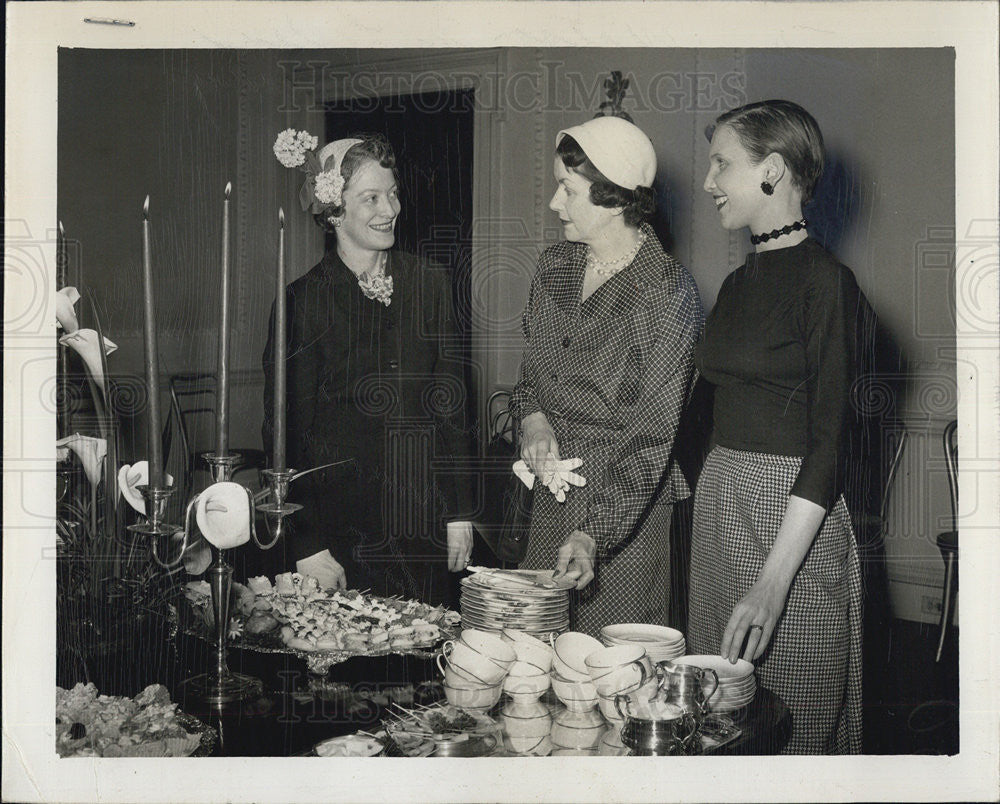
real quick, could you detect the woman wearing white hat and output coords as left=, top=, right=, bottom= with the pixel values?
left=262, top=131, right=475, bottom=606
left=510, top=115, right=704, bottom=635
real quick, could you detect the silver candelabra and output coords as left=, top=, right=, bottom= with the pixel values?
left=129, top=452, right=304, bottom=706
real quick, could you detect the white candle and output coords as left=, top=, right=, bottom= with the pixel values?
left=274, top=208, right=287, bottom=471
left=216, top=182, right=232, bottom=457
left=141, top=196, right=164, bottom=487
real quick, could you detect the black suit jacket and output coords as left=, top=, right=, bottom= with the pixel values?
left=262, top=249, right=475, bottom=604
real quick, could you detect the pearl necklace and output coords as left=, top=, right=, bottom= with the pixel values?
left=586, top=230, right=647, bottom=276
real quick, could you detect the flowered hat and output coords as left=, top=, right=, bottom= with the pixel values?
left=273, top=129, right=361, bottom=214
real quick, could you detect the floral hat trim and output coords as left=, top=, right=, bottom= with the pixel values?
left=273, top=129, right=362, bottom=215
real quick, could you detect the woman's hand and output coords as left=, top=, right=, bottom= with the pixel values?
left=296, top=549, right=347, bottom=591
left=554, top=530, right=596, bottom=590
left=720, top=495, right=827, bottom=662
left=446, top=521, right=474, bottom=572
left=720, top=575, right=791, bottom=662
left=519, top=411, right=560, bottom=479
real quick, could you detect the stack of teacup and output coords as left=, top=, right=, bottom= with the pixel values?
left=551, top=632, right=602, bottom=712
left=436, top=628, right=516, bottom=712
left=545, top=633, right=602, bottom=754
left=584, top=643, right=659, bottom=726
left=497, top=629, right=555, bottom=756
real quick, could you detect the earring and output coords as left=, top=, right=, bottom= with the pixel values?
left=760, top=181, right=774, bottom=196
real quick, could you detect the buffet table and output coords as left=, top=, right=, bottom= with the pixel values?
left=167, top=630, right=792, bottom=757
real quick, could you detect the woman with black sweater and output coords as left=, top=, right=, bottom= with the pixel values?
left=689, top=100, right=864, bottom=754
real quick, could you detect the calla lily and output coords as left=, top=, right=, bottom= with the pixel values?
left=117, top=461, right=175, bottom=514
left=56, top=434, right=107, bottom=486
left=195, top=481, right=251, bottom=550
left=181, top=536, right=212, bottom=575
left=59, top=329, right=117, bottom=395
left=56, top=286, right=81, bottom=333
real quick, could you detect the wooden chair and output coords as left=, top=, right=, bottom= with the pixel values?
left=166, top=373, right=267, bottom=502
left=935, top=419, right=958, bottom=663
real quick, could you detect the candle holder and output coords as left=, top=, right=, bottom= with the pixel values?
left=183, top=546, right=263, bottom=706
left=255, top=468, right=302, bottom=548
left=127, top=485, right=185, bottom=568
left=202, top=452, right=242, bottom=483
left=180, top=452, right=279, bottom=705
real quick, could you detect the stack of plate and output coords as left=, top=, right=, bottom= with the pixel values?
left=672, top=655, right=757, bottom=713
left=599, top=623, right=686, bottom=663
left=459, top=569, right=574, bottom=638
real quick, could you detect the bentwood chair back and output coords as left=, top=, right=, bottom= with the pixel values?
left=935, top=420, right=959, bottom=663
left=167, top=373, right=267, bottom=502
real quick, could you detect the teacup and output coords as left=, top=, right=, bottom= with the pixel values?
left=584, top=645, right=653, bottom=698
left=507, top=659, right=550, bottom=677
left=553, top=654, right=592, bottom=682
left=437, top=643, right=508, bottom=685
left=438, top=660, right=494, bottom=690
left=441, top=680, right=502, bottom=711
left=503, top=667, right=550, bottom=699
left=504, top=733, right=552, bottom=755
left=554, top=632, right=604, bottom=679
left=500, top=700, right=552, bottom=739
left=550, top=707, right=605, bottom=750
left=502, top=629, right=554, bottom=672
left=459, top=629, right=517, bottom=668
left=550, top=672, right=598, bottom=712
left=597, top=693, right=624, bottom=723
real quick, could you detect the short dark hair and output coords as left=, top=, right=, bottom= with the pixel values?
left=313, top=133, right=398, bottom=233
left=555, top=134, right=655, bottom=227
left=708, top=100, right=825, bottom=203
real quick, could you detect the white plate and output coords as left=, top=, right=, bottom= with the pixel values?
left=600, top=624, right=685, bottom=644
left=464, top=569, right=577, bottom=592
left=672, top=655, right=754, bottom=680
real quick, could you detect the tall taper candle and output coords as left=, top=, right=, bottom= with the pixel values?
left=216, top=182, right=232, bottom=457
left=274, top=208, right=287, bottom=471
left=142, top=197, right=164, bottom=487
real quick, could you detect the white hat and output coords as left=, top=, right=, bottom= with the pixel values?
left=317, top=138, right=363, bottom=173
left=556, top=116, right=657, bottom=190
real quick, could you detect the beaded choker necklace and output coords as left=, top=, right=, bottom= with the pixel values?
left=750, top=219, right=807, bottom=246
left=586, top=230, right=647, bottom=276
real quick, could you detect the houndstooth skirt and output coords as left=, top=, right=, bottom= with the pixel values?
left=687, top=447, right=862, bottom=754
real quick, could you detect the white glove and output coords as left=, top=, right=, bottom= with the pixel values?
left=512, top=456, right=586, bottom=503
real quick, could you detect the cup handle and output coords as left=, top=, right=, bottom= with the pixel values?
left=436, top=652, right=448, bottom=677
left=700, top=668, right=719, bottom=708
left=614, top=693, right=632, bottom=720
left=623, top=659, right=650, bottom=693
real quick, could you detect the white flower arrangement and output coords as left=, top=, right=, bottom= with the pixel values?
left=272, top=128, right=318, bottom=169
left=313, top=169, right=345, bottom=207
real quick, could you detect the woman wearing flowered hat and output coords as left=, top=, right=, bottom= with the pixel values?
left=262, top=131, right=475, bottom=606
left=510, top=115, right=704, bottom=635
